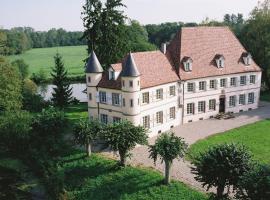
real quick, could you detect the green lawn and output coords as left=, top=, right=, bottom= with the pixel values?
left=7, top=45, right=87, bottom=78
left=65, top=103, right=88, bottom=121
left=187, top=120, right=270, bottom=164
left=261, top=91, right=270, bottom=102
left=60, top=151, right=207, bottom=200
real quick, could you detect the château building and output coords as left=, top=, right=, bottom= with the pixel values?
left=86, top=27, right=262, bottom=137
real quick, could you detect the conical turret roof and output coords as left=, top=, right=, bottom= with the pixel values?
left=121, top=53, right=140, bottom=77
left=85, top=51, right=103, bottom=73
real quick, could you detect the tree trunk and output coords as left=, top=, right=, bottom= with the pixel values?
left=216, top=184, right=225, bottom=199
left=86, top=140, right=91, bottom=157
left=164, top=160, right=172, bottom=185
left=119, top=151, right=126, bottom=167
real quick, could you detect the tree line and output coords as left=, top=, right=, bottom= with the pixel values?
left=0, top=27, right=86, bottom=55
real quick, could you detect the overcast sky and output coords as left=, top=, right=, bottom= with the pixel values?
left=0, top=0, right=259, bottom=31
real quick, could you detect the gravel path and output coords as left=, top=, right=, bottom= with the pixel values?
left=105, top=101, right=270, bottom=192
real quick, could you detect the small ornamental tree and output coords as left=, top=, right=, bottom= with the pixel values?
left=236, top=164, right=270, bottom=200
left=102, top=120, right=148, bottom=166
left=191, top=143, right=252, bottom=199
left=51, top=53, right=72, bottom=109
left=73, top=119, right=102, bottom=157
left=148, top=132, right=188, bottom=185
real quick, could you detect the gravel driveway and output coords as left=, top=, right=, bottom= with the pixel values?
left=105, top=101, right=270, bottom=192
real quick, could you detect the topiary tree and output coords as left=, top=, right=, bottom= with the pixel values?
left=73, top=119, right=102, bottom=157
left=191, top=143, right=252, bottom=199
left=101, top=120, right=148, bottom=166
left=148, top=132, right=188, bottom=185
left=236, top=164, right=270, bottom=200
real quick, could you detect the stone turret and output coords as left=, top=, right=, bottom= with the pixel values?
left=121, top=53, right=141, bottom=124
left=85, top=51, right=103, bottom=120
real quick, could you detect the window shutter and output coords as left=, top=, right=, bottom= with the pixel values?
left=107, top=93, right=112, bottom=105
left=96, top=92, right=100, bottom=103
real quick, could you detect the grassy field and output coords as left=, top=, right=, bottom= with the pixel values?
left=60, top=151, right=207, bottom=200
left=7, top=46, right=87, bottom=78
left=187, top=120, right=270, bottom=164
left=65, top=103, right=88, bottom=121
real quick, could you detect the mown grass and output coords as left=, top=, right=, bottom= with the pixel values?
left=59, top=151, right=207, bottom=200
left=7, top=45, right=87, bottom=78
left=187, top=119, right=270, bottom=164
left=65, top=103, right=88, bottom=121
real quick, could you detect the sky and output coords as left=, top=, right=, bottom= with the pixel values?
left=0, top=0, right=260, bottom=31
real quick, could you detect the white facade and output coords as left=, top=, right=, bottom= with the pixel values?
left=86, top=71, right=261, bottom=137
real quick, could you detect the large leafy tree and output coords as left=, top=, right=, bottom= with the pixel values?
left=241, top=0, right=270, bottom=90
left=0, top=111, right=32, bottom=153
left=11, top=59, right=29, bottom=80
left=51, top=53, right=72, bottom=109
left=73, top=119, right=102, bottom=157
left=81, top=0, right=128, bottom=68
left=0, top=57, right=22, bottom=111
left=102, top=120, right=148, bottom=166
left=191, top=143, right=252, bottom=199
left=148, top=132, right=188, bottom=185
left=236, top=164, right=270, bottom=200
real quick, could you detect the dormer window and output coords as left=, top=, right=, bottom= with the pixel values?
left=110, top=70, right=115, bottom=80
left=182, top=57, right=193, bottom=72
left=215, top=54, right=225, bottom=68
left=242, top=52, right=252, bottom=66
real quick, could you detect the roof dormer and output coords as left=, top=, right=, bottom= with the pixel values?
left=182, top=57, right=193, bottom=72
left=214, top=54, right=225, bottom=68
left=242, top=52, right=252, bottom=66
left=108, top=67, right=121, bottom=80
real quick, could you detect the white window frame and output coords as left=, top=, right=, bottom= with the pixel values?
left=248, top=92, right=255, bottom=104
left=220, top=78, right=227, bottom=88
left=239, top=94, right=246, bottom=105
left=240, top=76, right=247, bottom=86
left=142, top=92, right=149, bottom=104
left=209, top=80, right=216, bottom=89
left=187, top=82, right=195, bottom=92
left=209, top=99, right=216, bottom=111
left=156, top=111, right=163, bottom=124
left=230, top=77, right=237, bottom=87
left=229, top=96, right=236, bottom=107
left=112, top=93, right=120, bottom=106
left=169, top=86, right=176, bottom=96
left=100, top=114, right=108, bottom=124
left=142, top=115, right=150, bottom=129
left=169, top=107, right=176, bottom=119
left=199, top=81, right=206, bottom=91
left=156, top=89, right=163, bottom=100
left=250, top=75, right=256, bottom=84
left=198, top=101, right=206, bottom=113
left=187, top=103, right=195, bottom=115
left=99, top=91, right=107, bottom=103
left=113, top=116, right=121, bottom=123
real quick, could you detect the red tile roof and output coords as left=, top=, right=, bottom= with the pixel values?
left=98, top=26, right=261, bottom=89
left=98, top=51, right=179, bottom=89
left=167, top=26, right=261, bottom=80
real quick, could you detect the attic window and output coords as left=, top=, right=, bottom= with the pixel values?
left=109, top=69, right=115, bottom=80
left=182, top=57, right=193, bottom=72
left=215, top=54, right=225, bottom=68
left=242, top=52, right=252, bottom=66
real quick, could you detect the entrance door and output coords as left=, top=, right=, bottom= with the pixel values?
left=219, top=97, right=225, bottom=113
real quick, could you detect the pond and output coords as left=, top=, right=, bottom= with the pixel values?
left=38, top=83, right=87, bottom=102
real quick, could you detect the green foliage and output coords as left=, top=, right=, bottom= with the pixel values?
left=61, top=152, right=207, bottom=200
left=30, top=68, right=47, bottom=84
left=82, top=0, right=129, bottom=67
left=0, top=58, right=22, bottom=111
left=51, top=53, right=73, bottom=108
left=187, top=120, right=270, bottom=164
left=191, top=143, right=252, bottom=198
left=102, top=120, right=148, bottom=166
left=73, top=119, right=102, bottom=156
left=236, top=164, right=270, bottom=200
left=0, top=111, right=32, bottom=153
left=11, top=59, right=29, bottom=79
left=240, top=0, right=270, bottom=90
left=148, top=132, right=188, bottom=184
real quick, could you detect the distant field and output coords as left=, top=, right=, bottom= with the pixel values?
left=7, top=45, right=88, bottom=78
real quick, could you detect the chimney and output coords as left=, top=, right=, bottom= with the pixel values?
left=161, top=43, right=167, bottom=54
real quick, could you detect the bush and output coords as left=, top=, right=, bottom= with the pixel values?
left=30, top=69, right=46, bottom=84
left=236, top=164, right=270, bottom=200
left=191, top=143, right=252, bottom=199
